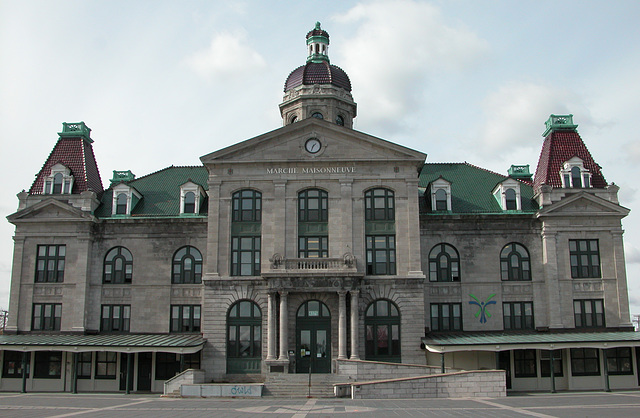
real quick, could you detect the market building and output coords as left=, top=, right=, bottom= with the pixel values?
left=2, top=23, right=638, bottom=395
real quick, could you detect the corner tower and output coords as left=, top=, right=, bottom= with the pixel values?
left=280, top=22, right=357, bottom=128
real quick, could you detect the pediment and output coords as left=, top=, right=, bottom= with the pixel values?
left=200, top=118, right=426, bottom=167
left=7, top=198, right=96, bottom=224
left=537, top=192, right=630, bottom=218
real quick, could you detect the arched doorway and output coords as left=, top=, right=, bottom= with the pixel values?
left=296, top=300, right=331, bottom=373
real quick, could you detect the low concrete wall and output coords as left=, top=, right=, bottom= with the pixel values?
left=338, top=370, right=506, bottom=399
left=163, top=369, right=206, bottom=395
left=336, top=359, right=448, bottom=381
left=181, top=383, right=263, bottom=397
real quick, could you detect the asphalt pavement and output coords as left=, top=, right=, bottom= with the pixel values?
left=1, top=391, right=640, bottom=417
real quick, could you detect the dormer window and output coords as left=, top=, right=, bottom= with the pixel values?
left=43, top=163, right=74, bottom=195
left=111, top=183, right=141, bottom=216
left=115, top=193, right=127, bottom=215
left=493, top=178, right=521, bottom=211
left=429, top=178, right=452, bottom=212
left=560, top=157, right=591, bottom=188
left=180, top=181, right=206, bottom=215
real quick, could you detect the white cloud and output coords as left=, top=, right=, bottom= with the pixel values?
left=187, top=30, right=266, bottom=80
left=477, top=82, right=590, bottom=156
left=627, top=246, right=640, bottom=264
left=334, top=0, right=488, bottom=130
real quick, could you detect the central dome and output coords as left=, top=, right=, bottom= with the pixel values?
left=279, top=22, right=357, bottom=128
left=284, top=61, right=352, bottom=92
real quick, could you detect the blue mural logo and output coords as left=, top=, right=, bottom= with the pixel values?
left=469, top=293, right=496, bottom=323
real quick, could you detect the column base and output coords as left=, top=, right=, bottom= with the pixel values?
left=265, top=358, right=291, bottom=374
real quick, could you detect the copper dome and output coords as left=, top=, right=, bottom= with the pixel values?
left=284, top=61, right=352, bottom=92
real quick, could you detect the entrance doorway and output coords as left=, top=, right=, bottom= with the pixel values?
left=498, top=351, right=512, bottom=389
left=296, top=300, right=331, bottom=373
left=137, top=352, right=152, bottom=391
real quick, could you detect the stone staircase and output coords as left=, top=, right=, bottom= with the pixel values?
left=263, top=373, right=347, bottom=398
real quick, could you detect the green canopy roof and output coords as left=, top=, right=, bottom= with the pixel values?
left=422, top=331, right=640, bottom=353
left=0, top=333, right=206, bottom=353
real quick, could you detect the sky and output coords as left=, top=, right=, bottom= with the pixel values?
left=1, top=0, right=639, bottom=319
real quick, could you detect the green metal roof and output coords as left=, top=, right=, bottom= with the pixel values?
left=0, top=333, right=206, bottom=353
left=422, top=331, right=640, bottom=353
left=419, top=163, right=538, bottom=214
left=96, top=166, right=209, bottom=218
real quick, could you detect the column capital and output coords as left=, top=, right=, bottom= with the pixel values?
left=279, top=290, right=289, bottom=297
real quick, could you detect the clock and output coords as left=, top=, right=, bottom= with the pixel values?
left=305, top=138, right=322, bottom=154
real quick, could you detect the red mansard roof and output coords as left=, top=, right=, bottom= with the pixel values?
left=29, top=136, right=104, bottom=195
left=533, top=130, right=606, bottom=193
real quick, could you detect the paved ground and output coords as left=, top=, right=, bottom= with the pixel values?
left=1, top=391, right=640, bottom=417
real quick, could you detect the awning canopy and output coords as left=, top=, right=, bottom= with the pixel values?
left=422, top=331, right=640, bottom=353
left=0, top=333, right=206, bottom=354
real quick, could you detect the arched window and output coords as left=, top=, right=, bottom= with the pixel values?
left=232, top=190, right=261, bottom=222
left=103, top=246, right=133, bottom=284
left=231, top=189, right=261, bottom=276
left=365, top=188, right=394, bottom=221
left=52, top=173, right=63, bottom=194
left=434, top=189, right=447, bottom=211
left=116, top=193, right=127, bottom=215
left=183, top=192, right=196, bottom=214
left=500, top=243, right=531, bottom=281
left=429, top=243, right=460, bottom=282
left=335, top=115, right=344, bottom=126
left=571, top=166, right=582, bottom=188
left=298, top=189, right=328, bottom=258
left=227, top=300, right=262, bottom=374
left=505, top=188, right=517, bottom=210
left=312, top=112, right=324, bottom=120
left=172, top=246, right=202, bottom=284
left=365, top=300, right=401, bottom=362
left=298, top=189, right=328, bottom=222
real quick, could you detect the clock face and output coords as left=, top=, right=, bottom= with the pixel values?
left=305, top=138, right=322, bottom=154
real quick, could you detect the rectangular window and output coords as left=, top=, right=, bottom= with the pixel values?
left=366, top=235, right=396, bottom=275
left=32, top=303, right=62, bottom=331
left=503, top=302, right=534, bottom=330
left=77, top=352, right=92, bottom=379
left=2, top=351, right=29, bottom=378
left=35, top=244, right=65, bottom=282
left=540, top=350, right=564, bottom=377
left=231, top=236, right=261, bottom=276
left=574, top=299, right=605, bottom=328
left=155, top=352, right=179, bottom=380
left=569, top=239, right=601, bottom=278
left=514, top=349, right=537, bottom=378
left=95, top=352, right=117, bottom=379
left=430, top=303, right=462, bottom=331
left=33, top=351, right=62, bottom=379
left=606, top=347, right=633, bottom=375
left=101, top=305, right=131, bottom=332
left=182, top=352, right=201, bottom=370
left=298, top=236, right=328, bottom=258
left=571, top=348, right=600, bottom=376
left=170, top=305, right=201, bottom=332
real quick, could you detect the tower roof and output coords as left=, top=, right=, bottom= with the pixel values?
left=533, top=115, right=606, bottom=192
left=284, top=61, right=352, bottom=92
left=284, top=22, right=352, bottom=92
left=29, top=122, right=104, bottom=195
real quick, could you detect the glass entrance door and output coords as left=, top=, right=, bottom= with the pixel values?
left=296, top=300, right=331, bottom=373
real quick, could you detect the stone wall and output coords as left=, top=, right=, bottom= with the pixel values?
left=336, top=359, right=444, bottom=381
left=344, top=370, right=506, bottom=399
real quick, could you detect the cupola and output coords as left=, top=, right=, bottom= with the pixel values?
left=280, top=22, right=357, bottom=128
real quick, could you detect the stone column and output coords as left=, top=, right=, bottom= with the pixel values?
left=266, top=291, right=277, bottom=360
left=338, top=291, right=347, bottom=359
left=350, top=290, right=360, bottom=359
left=278, top=291, right=289, bottom=360
left=541, top=227, right=563, bottom=328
